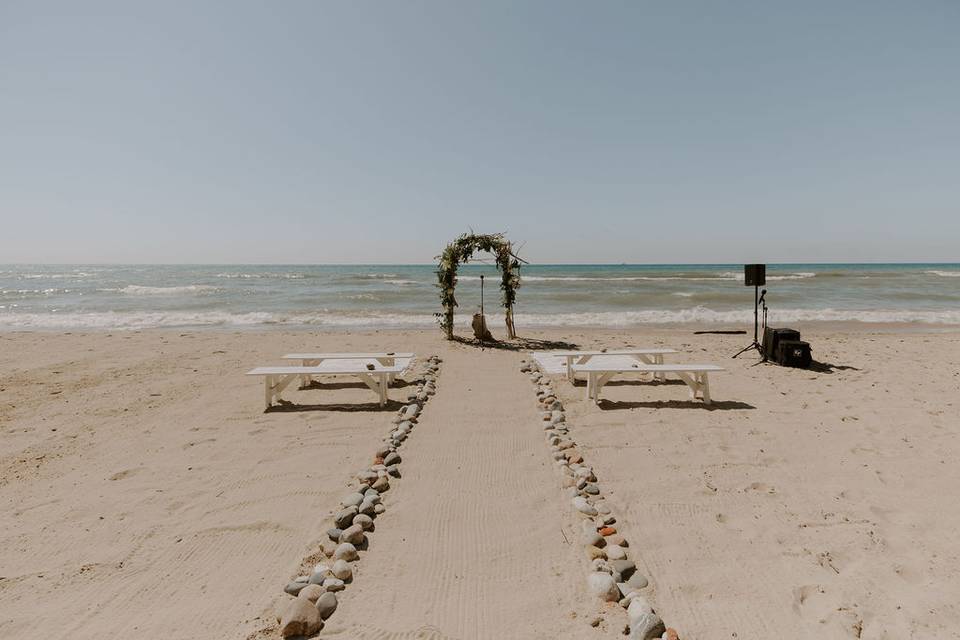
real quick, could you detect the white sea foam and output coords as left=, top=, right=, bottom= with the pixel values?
left=214, top=272, right=307, bottom=279
left=927, top=270, right=960, bottom=277
left=4, top=306, right=960, bottom=330
left=118, top=285, right=220, bottom=295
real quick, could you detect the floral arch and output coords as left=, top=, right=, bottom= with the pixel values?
left=435, top=232, right=524, bottom=340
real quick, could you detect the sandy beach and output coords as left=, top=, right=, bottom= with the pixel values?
left=1, top=326, right=957, bottom=639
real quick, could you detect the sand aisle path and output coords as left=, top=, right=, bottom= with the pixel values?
left=324, top=347, right=594, bottom=639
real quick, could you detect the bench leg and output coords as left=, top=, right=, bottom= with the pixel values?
left=701, top=373, right=712, bottom=404
left=264, top=375, right=274, bottom=410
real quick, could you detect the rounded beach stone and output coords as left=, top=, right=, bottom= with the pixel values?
left=582, top=531, right=604, bottom=547
left=327, top=527, right=343, bottom=542
left=284, top=581, right=308, bottom=596
left=334, top=506, right=357, bottom=529
left=315, top=591, right=338, bottom=620
left=609, top=559, right=636, bottom=579
left=606, top=544, right=627, bottom=560
left=372, top=476, right=390, bottom=492
left=354, top=513, right=374, bottom=530
left=586, top=571, right=620, bottom=602
left=278, top=597, right=323, bottom=638
left=296, top=583, right=325, bottom=603
left=331, top=559, right=352, bottom=580
left=383, top=451, right=401, bottom=466
left=625, top=572, right=649, bottom=590
left=629, top=611, right=665, bottom=640
left=374, top=503, right=386, bottom=514
left=341, top=492, right=365, bottom=508
left=338, top=524, right=365, bottom=545
left=333, top=542, right=358, bottom=561
left=572, top=496, right=598, bottom=516
left=322, top=577, right=345, bottom=592
left=356, top=470, right=378, bottom=484
left=607, top=535, right=626, bottom=547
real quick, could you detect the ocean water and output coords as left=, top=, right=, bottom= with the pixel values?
left=1, top=264, right=959, bottom=330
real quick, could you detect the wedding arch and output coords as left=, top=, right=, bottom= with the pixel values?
left=435, top=232, right=524, bottom=340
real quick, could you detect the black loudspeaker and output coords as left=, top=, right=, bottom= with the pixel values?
left=744, top=264, right=766, bottom=287
left=762, top=327, right=801, bottom=361
left=776, top=340, right=812, bottom=368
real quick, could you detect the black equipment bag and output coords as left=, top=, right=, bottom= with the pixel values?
left=776, top=340, right=812, bottom=368
left=762, top=327, right=801, bottom=361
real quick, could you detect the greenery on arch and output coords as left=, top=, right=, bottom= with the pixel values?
left=435, top=232, right=523, bottom=340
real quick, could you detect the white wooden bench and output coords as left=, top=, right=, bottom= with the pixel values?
left=247, top=363, right=407, bottom=409
left=282, top=352, right=414, bottom=387
left=571, top=362, right=725, bottom=404
left=551, top=349, right=678, bottom=383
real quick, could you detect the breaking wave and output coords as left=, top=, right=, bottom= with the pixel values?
left=4, top=306, right=960, bottom=330
left=118, top=285, right=221, bottom=295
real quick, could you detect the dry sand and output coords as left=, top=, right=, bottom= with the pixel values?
left=0, top=326, right=957, bottom=639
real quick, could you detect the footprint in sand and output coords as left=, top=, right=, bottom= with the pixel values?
left=108, top=468, right=140, bottom=481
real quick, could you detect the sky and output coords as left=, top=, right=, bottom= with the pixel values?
left=1, top=1, right=958, bottom=264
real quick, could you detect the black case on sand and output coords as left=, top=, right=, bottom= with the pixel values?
left=762, top=327, right=801, bottom=361
left=776, top=340, right=812, bottom=368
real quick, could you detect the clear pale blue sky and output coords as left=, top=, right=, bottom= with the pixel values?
left=2, top=1, right=958, bottom=264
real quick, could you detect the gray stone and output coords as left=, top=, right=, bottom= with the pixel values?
left=327, top=527, right=342, bottom=542
left=307, top=570, right=328, bottom=585
left=582, top=532, right=605, bottom=547
left=354, top=513, right=374, bottom=530
left=341, top=492, right=365, bottom=508
left=374, top=503, right=386, bottom=514
left=586, top=571, right=620, bottom=602
left=371, top=476, right=390, bottom=492
left=626, top=572, right=649, bottom=590
left=383, top=451, right=401, bottom=466
left=284, top=581, right=308, bottom=596
left=572, top=496, right=598, bottom=516
left=334, top=506, right=358, bottom=529
left=387, top=464, right=401, bottom=478
left=605, top=544, right=627, bottom=560
left=278, top=597, right=323, bottom=638
left=315, top=591, right=337, bottom=620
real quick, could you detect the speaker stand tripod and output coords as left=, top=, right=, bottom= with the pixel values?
left=732, top=284, right=763, bottom=359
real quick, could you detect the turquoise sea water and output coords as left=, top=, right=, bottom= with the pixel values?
left=1, top=264, right=959, bottom=330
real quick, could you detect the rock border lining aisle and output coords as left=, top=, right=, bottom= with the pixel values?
left=268, top=355, right=443, bottom=638
left=519, top=358, right=682, bottom=640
